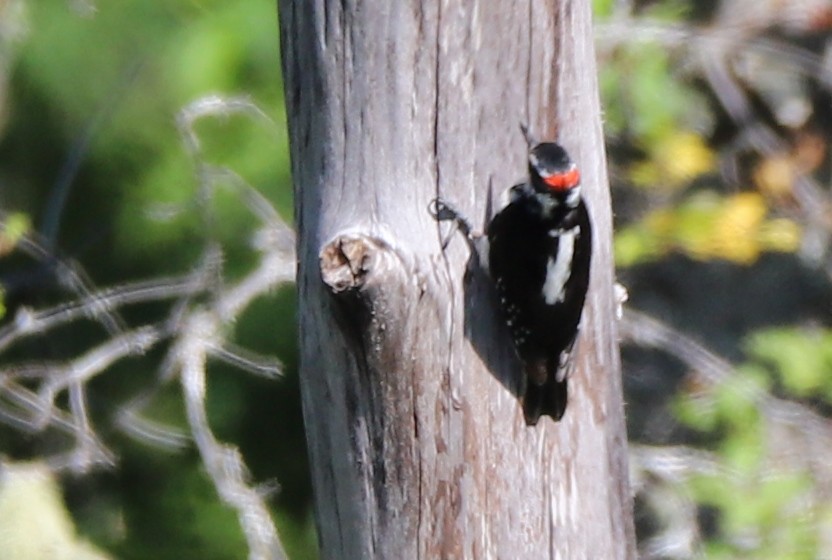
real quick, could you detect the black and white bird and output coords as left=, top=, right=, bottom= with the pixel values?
left=487, top=140, right=592, bottom=424
left=431, top=133, right=592, bottom=425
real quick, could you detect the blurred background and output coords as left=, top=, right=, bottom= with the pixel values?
left=0, top=0, right=831, bottom=558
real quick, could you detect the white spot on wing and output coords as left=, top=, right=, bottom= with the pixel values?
left=543, top=226, right=579, bottom=304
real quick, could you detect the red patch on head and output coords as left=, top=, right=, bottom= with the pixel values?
left=543, top=168, right=580, bottom=191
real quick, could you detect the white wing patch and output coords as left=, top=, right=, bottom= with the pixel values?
left=543, top=226, right=580, bottom=304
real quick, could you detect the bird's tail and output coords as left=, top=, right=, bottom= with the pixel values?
left=523, top=373, right=568, bottom=425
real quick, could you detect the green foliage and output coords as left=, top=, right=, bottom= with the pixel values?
left=598, top=0, right=701, bottom=156
left=112, top=453, right=248, bottom=560
left=598, top=2, right=803, bottom=271
left=594, top=0, right=689, bottom=23
left=673, top=392, right=718, bottom=432
left=0, top=213, right=31, bottom=320
left=674, top=367, right=766, bottom=472
left=692, top=470, right=816, bottom=560
left=744, top=327, right=832, bottom=400
left=592, top=0, right=616, bottom=18
left=672, top=330, right=830, bottom=559
left=601, top=42, right=697, bottom=148
left=0, top=212, right=30, bottom=254
left=600, top=1, right=823, bottom=557
left=615, top=192, right=801, bottom=267
left=2, top=0, right=312, bottom=558
left=15, top=0, right=290, bottom=271
left=275, top=510, right=319, bottom=560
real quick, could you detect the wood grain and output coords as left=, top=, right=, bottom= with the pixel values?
left=278, top=0, right=636, bottom=557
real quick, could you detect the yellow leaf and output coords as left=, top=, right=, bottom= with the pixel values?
left=615, top=191, right=802, bottom=267
left=629, top=132, right=715, bottom=190
left=0, top=213, right=31, bottom=257
left=753, top=155, right=795, bottom=199
left=629, top=160, right=660, bottom=188
left=702, top=193, right=764, bottom=263
left=758, top=218, right=801, bottom=253
left=0, top=462, right=113, bottom=560
left=656, top=131, right=715, bottom=185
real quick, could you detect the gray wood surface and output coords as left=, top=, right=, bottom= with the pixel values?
left=279, top=0, right=636, bottom=557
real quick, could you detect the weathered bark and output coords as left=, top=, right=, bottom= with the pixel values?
left=279, top=0, right=635, bottom=558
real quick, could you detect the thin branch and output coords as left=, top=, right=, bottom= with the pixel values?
left=0, top=95, right=297, bottom=558
left=621, top=308, right=832, bottom=494
left=210, top=341, right=284, bottom=380
left=179, top=311, right=287, bottom=560
left=116, top=404, right=190, bottom=450
left=0, top=262, right=214, bottom=353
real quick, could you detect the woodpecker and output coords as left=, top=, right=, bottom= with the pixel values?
left=431, top=134, right=592, bottom=425
left=488, top=140, right=591, bottom=424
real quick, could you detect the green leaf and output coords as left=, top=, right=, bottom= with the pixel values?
left=672, top=391, right=718, bottom=432
left=592, top=0, right=615, bottom=19
left=744, top=327, right=832, bottom=397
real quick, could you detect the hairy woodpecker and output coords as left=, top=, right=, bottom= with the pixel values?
left=488, top=141, right=591, bottom=424
left=431, top=137, right=592, bottom=425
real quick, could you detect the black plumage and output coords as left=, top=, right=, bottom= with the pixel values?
left=487, top=142, right=592, bottom=425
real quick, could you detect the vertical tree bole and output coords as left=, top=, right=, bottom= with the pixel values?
left=278, top=0, right=635, bottom=557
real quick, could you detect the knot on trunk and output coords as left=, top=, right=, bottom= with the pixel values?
left=320, top=234, right=401, bottom=294
left=319, top=232, right=424, bottom=361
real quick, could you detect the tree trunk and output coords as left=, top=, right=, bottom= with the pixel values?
left=278, top=0, right=635, bottom=558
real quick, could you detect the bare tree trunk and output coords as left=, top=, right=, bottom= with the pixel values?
left=278, top=0, right=635, bottom=558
